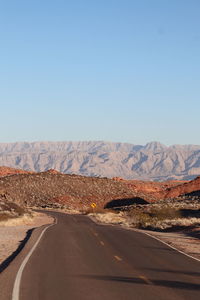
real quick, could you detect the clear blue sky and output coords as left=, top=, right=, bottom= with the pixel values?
left=1, top=0, right=200, bottom=145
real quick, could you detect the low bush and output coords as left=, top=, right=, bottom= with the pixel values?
left=7, top=202, right=26, bottom=216
left=127, top=206, right=198, bottom=230
left=148, top=207, right=181, bottom=220
left=83, top=207, right=116, bottom=215
left=0, top=213, right=11, bottom=222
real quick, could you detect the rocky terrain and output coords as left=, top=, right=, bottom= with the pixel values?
left=113, top=175, right=200, bottom=202
left=0, top=141, right=200, bottom=181
left=113, top=177, right=187, bottom=201
left=0, top=166, right=31, bottom=177
left=163, top=176, right=200, bottom=199
left=0, top=170, right=140, bottom=210
left=0, top=165, right=199, bottom=210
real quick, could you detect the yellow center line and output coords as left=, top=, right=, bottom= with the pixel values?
left=114, top=255, right=122, bottom=261
left=112, top=254, right=151, bottom=285
left=139, top=275, right=152, bottom=285
left=90, top=229, right=98, bottom=237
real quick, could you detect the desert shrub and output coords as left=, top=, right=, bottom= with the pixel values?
left=134, top=212, right=153, bottom=229
left=6, top=202, right=26, bottom=216
left=0, top=212, right=13, bottom=222
left=83, top=207, right=116, bottom=215
left=148, top=207, right=181, bottom=220
left=128, top=206, right=185, bottom=229
left=0, top=203, right=9, bottom=211
left=88, top=211, right=127, bottom=225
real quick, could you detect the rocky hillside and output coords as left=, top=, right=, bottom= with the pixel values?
left=117, top=176, right=200, bottom=201
left=0, top=171, right=139, bottom=210
left=0, top=168, right=200, bottom=210
left=0, top=141, right=200, bottom=181
left=163, top=176, right=200, bottom=199
left=113, top=177, right=187, bottom=199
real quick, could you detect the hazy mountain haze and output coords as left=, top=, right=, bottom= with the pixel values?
left=0, top=141, right=200, bottom=181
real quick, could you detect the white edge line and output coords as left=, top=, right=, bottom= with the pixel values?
left=12, top=218, right=57, bottom=300
left=141, top=230, right=200, bottom=263
left=88, top=215, right=200, bottom=263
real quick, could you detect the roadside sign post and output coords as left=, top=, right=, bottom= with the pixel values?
left=90, top=202, right=97, bottom=212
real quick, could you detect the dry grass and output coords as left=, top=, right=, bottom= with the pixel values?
left=89, top=211, right=129, bottom=226
left=83, top=207, right=112, bottom=215
left=148, top=207, right=181, bottom=219
left=0, top=212, right=37, bottom=226
left=0, top=212, right=54, bottom=264
left=0, top=213, right=11, bottom=222
left=0, top=200, right=27, bottom=224
left=3, top=202, right=26, bottom=215
left=89, top=206, right=200, bottom=231
left=127, top=206, right=200, bottom=230
left=44, top=207, right=82, bottom=215
left=160, top=217, right=200, bottom=229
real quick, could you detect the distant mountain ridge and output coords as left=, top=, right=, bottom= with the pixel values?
left=0, top=141, right=200, bottom=181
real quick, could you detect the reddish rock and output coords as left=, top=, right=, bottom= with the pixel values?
left=113, top=177, right=188, bottom=201
left=0, top=166, right=31, bottom=177
left=112, top=177, right=124, bottom=182
left=43, top=169, right=62, bottom=175
left=163, top=176, right=200, bottom=199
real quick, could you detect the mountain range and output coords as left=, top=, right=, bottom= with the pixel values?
left=0, top=141, right=200, bottom=181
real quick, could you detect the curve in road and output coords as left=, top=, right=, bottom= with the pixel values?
left=12, top=211, right=200, bottom=300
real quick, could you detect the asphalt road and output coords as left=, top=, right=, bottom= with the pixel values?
left=5, top=211, right=200, bottom=299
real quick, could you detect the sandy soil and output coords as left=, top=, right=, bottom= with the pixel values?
left=0, top=213, right=53, bottom=265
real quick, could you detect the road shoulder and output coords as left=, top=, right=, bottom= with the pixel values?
left=88, top=212, right=200, bottom=262
left=0, top=212, right=54, bottom=300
